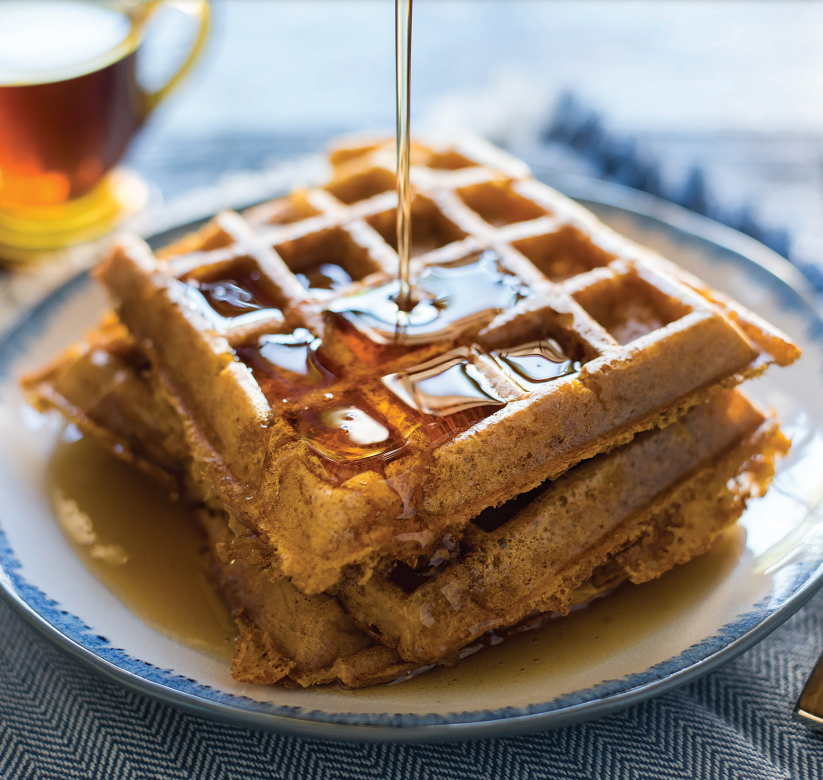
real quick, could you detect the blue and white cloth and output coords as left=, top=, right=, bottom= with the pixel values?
left=1, top=595, right=822, bottom=779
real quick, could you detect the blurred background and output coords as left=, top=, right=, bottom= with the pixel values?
left=129, top=0, right=823, bottom=288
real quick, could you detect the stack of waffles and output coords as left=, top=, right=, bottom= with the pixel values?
left=24, top=137, right=800, bottom=687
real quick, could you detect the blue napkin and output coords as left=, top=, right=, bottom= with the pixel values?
left=543, top=94, right=823, bottom=295
left=1, top=594, right=822, bottom=778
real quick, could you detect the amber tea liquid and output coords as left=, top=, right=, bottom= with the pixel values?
left=0, top=1, right=142, bottom=209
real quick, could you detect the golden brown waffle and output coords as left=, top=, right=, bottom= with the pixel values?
left=93, top=136, right=799, bottom=594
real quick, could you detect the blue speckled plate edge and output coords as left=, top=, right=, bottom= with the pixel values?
left=1, top=173, right=822, bottom=743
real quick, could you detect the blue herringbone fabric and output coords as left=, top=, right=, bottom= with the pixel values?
left=2, top=594, right=823, bottom=780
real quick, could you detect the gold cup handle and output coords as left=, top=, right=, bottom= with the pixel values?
left=139, top=0, right=211, bottom=118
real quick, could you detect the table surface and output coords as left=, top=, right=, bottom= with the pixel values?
left=3, top=2, right=823, bottom=777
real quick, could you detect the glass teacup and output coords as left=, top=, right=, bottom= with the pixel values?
left=0, top=0, right=210, bottom=261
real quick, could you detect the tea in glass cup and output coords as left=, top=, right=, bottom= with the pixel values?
left=0, top=0, right=209, bottom=260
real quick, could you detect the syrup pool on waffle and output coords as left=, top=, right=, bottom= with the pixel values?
left=298, top=334, right=580, bottom=471
left=294, top=262, right=353, bottom=298
left=491, top=339, right=582, bottom=390
left=235, top=328, right=333, bottom=399
left=167, top=244, right=582, bottom=474
left=287, top=400, right=405, bottom=462
left=327, top=250, right=531, bottom=345
left=180, top=266, right=284, bottom=333
left=382, top=347, right=506, bottom=416
left=236, top=337, right=578, bottom=477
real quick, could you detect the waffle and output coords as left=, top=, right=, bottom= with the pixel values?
left=92, top=136, right=798, bottom=594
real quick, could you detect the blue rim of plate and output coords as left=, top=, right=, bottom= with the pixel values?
left=1, top=171, right=823, bottom=743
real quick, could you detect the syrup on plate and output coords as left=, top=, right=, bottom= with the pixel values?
left=49, top=428, right=236, bottom=661
left=47, top=425, right=747, bottom=692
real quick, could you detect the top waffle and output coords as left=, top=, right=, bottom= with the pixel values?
left=96, top=136, right=800, bottom=594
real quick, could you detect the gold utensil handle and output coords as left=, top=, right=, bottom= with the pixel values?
left=794, top=653, right=823, bottom=729
left=140, top=0, right=211, bottom=117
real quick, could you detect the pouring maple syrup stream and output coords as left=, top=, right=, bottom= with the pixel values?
left=395, top=0, right=414, bottom=314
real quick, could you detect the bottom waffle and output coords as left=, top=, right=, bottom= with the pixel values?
left=24, top=331, right=786, bottom=686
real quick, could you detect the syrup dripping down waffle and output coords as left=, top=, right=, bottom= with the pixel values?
left=91, top=136, right=798, bottom=594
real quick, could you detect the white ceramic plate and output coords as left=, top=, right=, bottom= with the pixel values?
left=1, top=173, right=823, bottom=742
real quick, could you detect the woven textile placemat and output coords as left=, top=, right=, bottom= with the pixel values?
left=2, top=156, right=823, bottom=779
left=2, top=596, right=822, bottom=779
